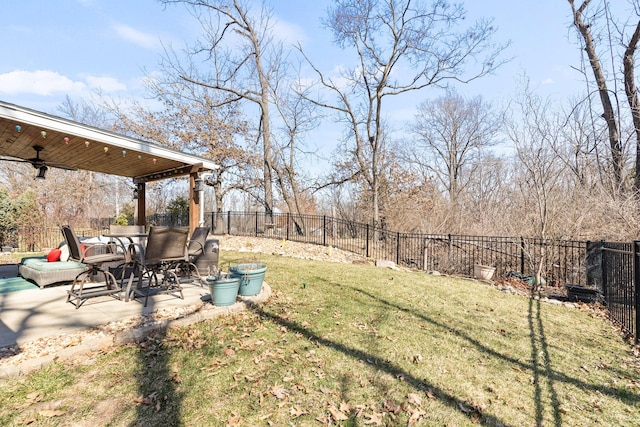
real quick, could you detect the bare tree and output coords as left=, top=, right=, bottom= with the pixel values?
left=507, top=85, right=568, bottom=287
left=458, top=154, right=511, bottom=235
left=54, top=97, right=116, bottom=226
left=105, top=79, right=252, bottom=224
left=569, top=0, right=626, bottom=191
left=408, top=91, right=501, bottom=207
left=159, top=0, right=288, bottom=216
left=271, top=77, right=322, bottom=232
left=622, top=6, right=640, bottom=192
left=298, top=0, right=507, bottom=228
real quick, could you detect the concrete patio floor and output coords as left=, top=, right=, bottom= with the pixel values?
left=0, top=263, right=269, bottom=349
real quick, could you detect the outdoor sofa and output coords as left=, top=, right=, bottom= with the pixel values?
left=18, top=236, right=115, bottom=289
left=19, top=256, right=87, bottom=288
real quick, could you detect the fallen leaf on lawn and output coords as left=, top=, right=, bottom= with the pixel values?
left=38, top=410, right=65, bottom=417
left=316, top=415, right=331, bottom=424
left=224, top=347, right=236, bottom=357
left=228, top=414, right=243, bottom=426
left=26, top=392, right=42, bottom=402
left=134, top=395, right=153, bottom=406
left=363, top=411, right=384, bottom=425
left=319, top=386, right=333, bottom=394
left=407, top=393, right=422, bottom=407
left=408, top=407, right=427, bottom=425
left=339, top=401, right=351, bottom=413
left=271, top=385, right=289, bottom=399
left=328, top=405, right=349, bottom=421
left=384, top=399, right=402, bottom=414
left=290, top=405, right=309, bottom=418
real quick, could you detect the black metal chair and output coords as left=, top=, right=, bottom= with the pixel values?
left=61, top=225, right=126, bottom=309
left=129, top=226, right=189, bottom=307
left=173, top=226, right=210, bottom=283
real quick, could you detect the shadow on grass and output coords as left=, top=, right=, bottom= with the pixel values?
left=332, top=282, right=639, bottom=423
left=528, top=293, right=562, bottom=427
left=248, top=304, right=513, bottom=426
left=130, top=283, right=184, bottom=426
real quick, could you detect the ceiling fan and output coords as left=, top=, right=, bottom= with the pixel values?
left=0, top=145, right=76, bottom=179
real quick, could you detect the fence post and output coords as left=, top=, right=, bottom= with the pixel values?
left=227, top=210, right=231, bottom=235
left=255, top=212, right=259, bottom=236
left=601, top=240, right=608, bottom=305
left=323, top=215, right=327, bottom=247
left=634, top=241, right=640, bottom=344
left=396, top=232, right=400, bottom=265
left=286, top=212, right=290, bottom=241
left=366, top=224, right=370, bottom=258
left=520, top=237, right=525, bottom=274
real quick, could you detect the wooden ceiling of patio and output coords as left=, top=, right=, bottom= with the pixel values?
left=0, top=101, right=218, bottom=182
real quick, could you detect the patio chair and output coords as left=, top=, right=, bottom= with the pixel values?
left=61, top=225, right=127, bottom=309
left=129, top=226, right=189, bottom=307
left=173, top=226, right=210, bottom=284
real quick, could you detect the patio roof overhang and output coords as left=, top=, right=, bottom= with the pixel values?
left=0, top=100, right=219, bottom=232
left=0, top=100, right=218, bottom=182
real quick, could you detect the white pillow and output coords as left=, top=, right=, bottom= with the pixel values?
left=60, top=243, right=70, bottom=262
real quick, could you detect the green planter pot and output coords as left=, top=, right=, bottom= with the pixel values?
left=206, top=276, right=240, bottom=306
left=230, top=263, right=267, bottom=296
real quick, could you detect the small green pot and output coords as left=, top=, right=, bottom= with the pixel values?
left=230, top=263, right=267, bottom=296
left=206, top=276, right=240, bottom=306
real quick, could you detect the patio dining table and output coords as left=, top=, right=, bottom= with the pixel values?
left=103, top=232, right=149, bottom=302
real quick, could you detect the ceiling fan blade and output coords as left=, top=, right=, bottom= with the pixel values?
left=46, top=163, right=78, bottom=172
left=0, top=157, right=29, bottom=164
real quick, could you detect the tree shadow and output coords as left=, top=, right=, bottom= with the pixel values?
left=337, top=283, right=639, bottom=417
left=528, top=292, right=562, bottom=427
left=285, top=277, right=640, bottom=422
left=248, top=304, right=514, bottom=426
left=128, top=275, right=184, bottom=426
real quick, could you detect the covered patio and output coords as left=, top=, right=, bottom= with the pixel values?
left=0, top=100, right=219, bottom=234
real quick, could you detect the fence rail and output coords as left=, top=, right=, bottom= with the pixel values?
left=205, top=211, right=589, bottom=286
left=9, top=210, right=638, bottom=343
left=602, top=242, right=639, bottom=342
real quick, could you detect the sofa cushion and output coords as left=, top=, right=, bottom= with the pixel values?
left=21, top=256, right=85, bottom=271
left=60, top=244, right=70, bottom=262
left=47, top=248, right=62, bottom=262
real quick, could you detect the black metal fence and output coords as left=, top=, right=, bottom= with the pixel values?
left=205, top=211, right=588, bottom=284
left=601, top=242, right=639, bottom=343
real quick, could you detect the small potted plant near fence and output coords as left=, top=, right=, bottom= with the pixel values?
left=206, top=271, right=241, bottom=306
left=230, top=262, right=267, bottom=296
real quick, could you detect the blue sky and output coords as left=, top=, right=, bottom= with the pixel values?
left=0, top=1, right=606, bottom=132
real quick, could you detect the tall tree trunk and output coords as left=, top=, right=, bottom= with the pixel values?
left=623, top=21, right=640, bottom=194
left=570, top=0, right=623, bottom=190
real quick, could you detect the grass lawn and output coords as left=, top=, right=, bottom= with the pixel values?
left=1, top=250, right=639, bottom=426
